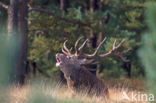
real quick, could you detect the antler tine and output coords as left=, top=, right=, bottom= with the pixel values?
left=114, top=51, right=129, bottom=62
left=122, top=49, right=130, bottom=54
left=75, top=37, right=83, bottom=55
left=99, top=39, right=129, bottom=62
left=117, top=48, right=130, bottom=62
left=91, top=37, right=107, bottom=56
left=63, top=40, right=71, bottom=54
left=70, top=47, right=73, bottom=52
left=113, top=39, right=116, bottom=50
left=93, top=37, right=107, bottom=55
left=114, top=39, right=125, bottom=50
left=78, top=39, right=88, bottom=53
left=62, top=48, right=70, bottom=56
left=81, top=37, right=107, bottom=59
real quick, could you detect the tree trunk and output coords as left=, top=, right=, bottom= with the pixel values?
left=15, top=0, right=28, bottom=85
left=60, top=0, right=69, bottom=11
left=97, top=0, right=104, bottom=46
left=90, top=0, right=98, bottom=13
left=7, top=0, right=19, bottom=35
left=87, top=0, right=99, bottom=75
left=7, top=0, right=28, bottom=85
left=89, top=0, right=99, bottom=48
left=88, top=0, right=107, bottom=76
left=123, top=62, right=131, bottom=78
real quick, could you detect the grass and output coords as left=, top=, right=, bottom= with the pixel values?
left=2, top=78, right=150, bottom=103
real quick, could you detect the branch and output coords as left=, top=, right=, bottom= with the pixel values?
left=0, top=2, right=8, bottom=9
left=29, top=8, right=92, bottom=29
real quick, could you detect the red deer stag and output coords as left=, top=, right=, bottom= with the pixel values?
left=55, top=37, right=129, bottom=97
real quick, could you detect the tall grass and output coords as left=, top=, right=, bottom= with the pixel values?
left=6, top=79, right=147, bottom=103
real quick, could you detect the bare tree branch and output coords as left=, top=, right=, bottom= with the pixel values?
left=29, top=8, right=92, bottom=29
left=0, top=2, right=9, bottom=9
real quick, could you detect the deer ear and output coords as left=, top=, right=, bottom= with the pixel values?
left=80, top=59, right=97, bottom=66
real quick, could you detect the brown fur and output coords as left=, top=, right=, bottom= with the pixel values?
left=56, top=53, right=108, bottom=97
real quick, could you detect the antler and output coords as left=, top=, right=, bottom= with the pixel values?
left=82, top=37, right=107, bottom=58
left=78, top=38, right=88, bottom=54
left=62, top=40, right=71, bottom=56
left=62, top=37, right=88, bottom=56
left=99, top=39, right=129, bottom=62
left=82, top=39, right=129, bottom=62
left=62, top=37, right=129, bottom=62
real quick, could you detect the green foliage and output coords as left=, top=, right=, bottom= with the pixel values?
left=27, top=0, right=151, bottom=78
left=103, top=67, right=127, bottom=78
left=139, top=2, right=156, bottom=96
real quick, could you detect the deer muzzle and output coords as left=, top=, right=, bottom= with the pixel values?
left=55, top=53, right=64, bottom=67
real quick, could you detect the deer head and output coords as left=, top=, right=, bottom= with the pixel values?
left=56, top=37, right=129, bottom=70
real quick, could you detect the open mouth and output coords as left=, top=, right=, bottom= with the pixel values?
left=56, top=56, right=62, bottom=67
left=56, top=57, right=61, bottom=63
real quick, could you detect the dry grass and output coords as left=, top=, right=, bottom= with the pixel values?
left=5, top=79, right=150, bottom=103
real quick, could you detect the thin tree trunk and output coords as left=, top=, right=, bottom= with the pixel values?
left=15, top=0, right=28, bottom=85
left=7, top=0, right=19, bottom=35
left=97, top=0, right=104, bottom=45
left=96, top=0, right=106, bottom=76
left=60, top=0, right=69, bottom=11
left=87, top=0, right=99, bottom=75
left=89, top=0, right=99, bottom=48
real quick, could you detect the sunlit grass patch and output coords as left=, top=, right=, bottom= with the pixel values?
left=7, top=79, right=149, bottom=103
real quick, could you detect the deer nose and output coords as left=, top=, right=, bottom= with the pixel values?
left=56, top=53, right=59, bottom=57
left=56, top=53, right=61, bottom=58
